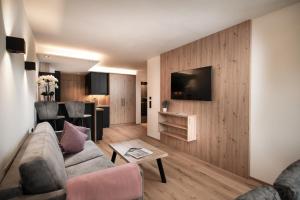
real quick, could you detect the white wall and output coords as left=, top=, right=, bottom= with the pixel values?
left=250, top=2, right=300, bottom=184
left=147, top=56, right=160, bottom=139
left=0, top=0, right=37, bottom=180
left=136, top=68, right=147, bottom=124
left=39, top=62, right=55, bottom=73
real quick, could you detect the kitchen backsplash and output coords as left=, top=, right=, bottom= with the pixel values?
left=85, top=95, right=110, bottom=106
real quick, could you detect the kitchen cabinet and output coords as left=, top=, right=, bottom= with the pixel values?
left=110, top=74, right=136, bottom=125
left=85, top=72, right=109, bottom=95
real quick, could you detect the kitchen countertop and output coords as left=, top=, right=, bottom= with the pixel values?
left=96, top=105, right=110, bottom=107
left=57, top=101, right=96, bottom=104
left=56, top=102, right=109, bottom=107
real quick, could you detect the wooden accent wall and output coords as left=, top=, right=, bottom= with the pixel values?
left=60, top=73, right=109, bottom=105
left=60, top=73, right=86, bottom=101
left=160, top=21, right=250, bottom=177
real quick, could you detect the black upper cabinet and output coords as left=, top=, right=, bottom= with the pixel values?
left=85, top=72, right=109, bottom=95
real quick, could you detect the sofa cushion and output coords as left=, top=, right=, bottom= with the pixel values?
left=74, top=125, right=90, bottom=136
left=235, top=186, right=281, bottom=200
left=66, top=156, right=114, bottom=178
left=55, top=129, right=91, bottom=142
left=274, top=160, right=300, bottom=200
left=60, top=121, right=87, bottom=153
left=71, top=124, right=91, bottom=141
left=64, top=141, right=104, bottom=167
left=66, top=163, right=143, bottom=200
left=19, top=133, right=67, bottom=194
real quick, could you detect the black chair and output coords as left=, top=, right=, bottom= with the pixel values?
left=65, top=101, right=91, bottom=126
left=35, top=101, right=65, bottom=131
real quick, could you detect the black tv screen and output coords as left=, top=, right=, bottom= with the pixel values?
left=171, top=66, right=212, bottom=101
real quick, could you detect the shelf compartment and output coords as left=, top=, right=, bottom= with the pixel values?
left=159, top=121, right=187, bottom=130
left=159, top=111, right=190, bottom=118
left=161, top=131, right=187, bottom=142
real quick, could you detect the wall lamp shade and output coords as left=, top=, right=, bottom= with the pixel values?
left=6, top=36, right=26, bottom=54
left=25, top=61, right=36, bottom=70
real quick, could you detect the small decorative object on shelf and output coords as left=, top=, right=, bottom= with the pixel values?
left=162, top=100, right=170, bottom=112
left=37, top=75, right=59, bottom=101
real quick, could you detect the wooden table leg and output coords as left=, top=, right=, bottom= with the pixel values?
left=111, top=151, right=117, bottom=163
left=156, top=158, right=167, bottom=183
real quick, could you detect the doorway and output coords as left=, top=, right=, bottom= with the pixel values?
left=141, top=82, right=147, bottom=124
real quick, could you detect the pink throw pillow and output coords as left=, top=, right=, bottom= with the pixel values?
left=60, top=121, right=88, bottom=153
left=74, top=126, right=89, bottom=136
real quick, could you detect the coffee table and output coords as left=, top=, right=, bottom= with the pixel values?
left=109, top=139, right=168, bottom=183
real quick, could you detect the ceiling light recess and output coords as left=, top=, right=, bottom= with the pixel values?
left=89, top=65, right=137, bottom=75
left=37, top=44, right=102, bottom=61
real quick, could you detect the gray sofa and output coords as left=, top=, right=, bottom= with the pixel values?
left=0, top=122, right=143, bottom=200
left=236, top=160, right=300, bottom=200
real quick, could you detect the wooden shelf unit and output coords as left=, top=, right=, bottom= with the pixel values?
left=158, top=112, right=197, bottom=142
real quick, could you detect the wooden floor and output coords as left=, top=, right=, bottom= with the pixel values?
left=97, top=124, right=260, bottom=200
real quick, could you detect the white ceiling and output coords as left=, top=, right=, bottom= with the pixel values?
left=24, top=0, right=299, bottom=72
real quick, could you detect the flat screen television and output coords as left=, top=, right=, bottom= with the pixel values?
left=171, top=66, right=212, bottom=101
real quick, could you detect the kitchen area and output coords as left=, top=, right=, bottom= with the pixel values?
left=43, top=71, right=137, bottom=142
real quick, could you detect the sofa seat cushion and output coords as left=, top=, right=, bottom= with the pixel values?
left=235, top=186, right=281, bottom=200
left=66, top=156, right=114, bottom=178
left=274, top=160, right=300, bottom=200
left=64, top=141, right=104, bottom=167
left=19, top=133, right=67, bottom=194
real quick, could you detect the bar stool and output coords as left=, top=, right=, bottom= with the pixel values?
left=65, top=101, right=91, bottom=126
left=35, top=101, right=65, bottom=131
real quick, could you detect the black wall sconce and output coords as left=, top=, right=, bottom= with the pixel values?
left=6, top=36, right=26, bottom=54
left=25, top=61, right=36, bottom=71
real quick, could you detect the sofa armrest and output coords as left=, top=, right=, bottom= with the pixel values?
left=274, top=159, right=300, bottom=200
left=8, top=189, right=66, bottom=200
left=235, top=186, right=281, bottom=200
left=66, top=163, right=143, bottom=200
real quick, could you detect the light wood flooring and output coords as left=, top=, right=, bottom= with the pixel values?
left=97, top=124, right=260, bottom=200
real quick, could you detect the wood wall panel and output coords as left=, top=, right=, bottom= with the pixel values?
left=160, top=21, right=250, bottom=177
left=60, top=73, right=86, bottom=101
left=60, top=73, right=109, bottom=105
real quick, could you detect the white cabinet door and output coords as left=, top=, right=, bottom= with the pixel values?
left=147, top=56, right=161, bottom=140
